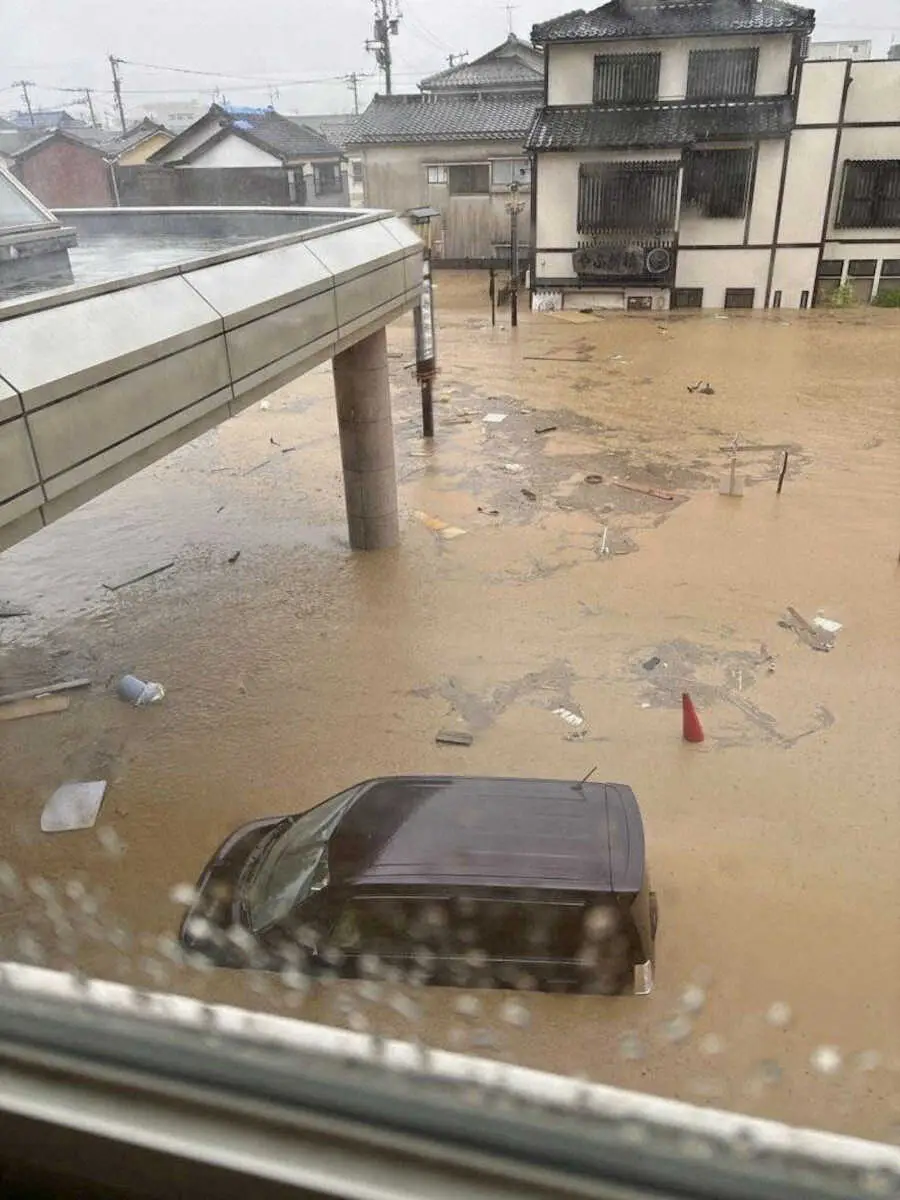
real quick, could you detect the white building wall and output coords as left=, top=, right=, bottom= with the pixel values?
left=770, top=247, right=820, bottom=307
left=534, top=46, right=900, bottom=309
left=185, top=133, right=280, bottom=168
left=151, top=116, right=221, bottom=164
left=674, top=249, right=771, bottom=307
left=547, top=34, right=793, bottom=106
left=795, top=59, right=846, bottom=125
left=777, top=128, right=836, bottom=245
left=842, top=61, right=900, bottom=124
left=747, top=139, right=785, bottom=244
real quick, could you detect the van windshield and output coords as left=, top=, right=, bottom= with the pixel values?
left=244, top=787, right=360, bottom=933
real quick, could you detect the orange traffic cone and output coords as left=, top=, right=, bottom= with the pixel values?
left=682, top=693, right=705, bottom=744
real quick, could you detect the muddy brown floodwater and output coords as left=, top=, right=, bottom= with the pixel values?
left=1, top=273, right=898, bottom=1142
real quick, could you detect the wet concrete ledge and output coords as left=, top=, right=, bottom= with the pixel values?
left=0, top=207, right=423, bottom=553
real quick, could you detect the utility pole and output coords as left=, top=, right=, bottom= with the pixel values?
left=109, top=54, right=127, bottom=134
left=506, top=180, right=525, bottom=329
left=366, top=0, right=400, bottom=95
left=13, top=80, right=36, bottom=125
left=83, top=88, right=99, bottom=127
left=346, top=72, right=361, bottom=115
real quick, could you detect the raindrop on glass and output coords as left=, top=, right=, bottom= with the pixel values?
left=680, top=984, right=706, bottom=1014
left=454, top=994, right=481, bottom=1019
left=96, top=827, right=126, bottom=857
left=499, top=998, right=530, bottom=1029
left=766, top=1001, right=792, bottom=1029
left=661, top=1014, right=692, bottom=1044
left=811, top=1045, right=842, bottom=1076
left=169, top=883, right=198, bottom=907
left=0, top=863, right=22, bottom=899
left=620, top=1031, right=645, bottom=1061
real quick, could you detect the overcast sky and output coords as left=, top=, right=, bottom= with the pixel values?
left=3, top=0, right=897, bottom=124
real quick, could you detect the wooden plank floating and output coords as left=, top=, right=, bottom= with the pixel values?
left=611, top=481, right=678, bottom=501
left=0, top=696, right=70, bottom=722
left=0, top=678, right=91, bottom=706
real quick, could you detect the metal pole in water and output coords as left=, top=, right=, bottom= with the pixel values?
left=413, top=247, right=437, bottom=438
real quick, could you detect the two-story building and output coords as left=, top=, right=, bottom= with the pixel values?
left=528, top=1, right=900, bottom=311
left=347, top=35, right=543, bottom=264
left=528, top=0, right=817, bottom=310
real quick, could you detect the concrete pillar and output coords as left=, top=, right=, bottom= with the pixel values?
left=332, top=327, right=400, bottom=551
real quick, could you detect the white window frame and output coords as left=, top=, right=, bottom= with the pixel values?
left=426, top=165, right=448, bottom=185
left=491, top=158, right=532, bottom=190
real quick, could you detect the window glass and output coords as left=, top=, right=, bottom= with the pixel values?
left=491, top=159, right=531, bottom=188
left=448, top=164, right=490, bottom=195
left=427, top=165, right=448, bottom=185
left=314, top=162, right=342, bottom=195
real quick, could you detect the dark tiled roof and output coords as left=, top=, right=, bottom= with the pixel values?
left=347, top=93, right=539, bottom=144
left=533, top=1, right=815, bottom=43
left=288, top=113, right=358, bottom=150
left=219, top=108, right=340, bottom=159
left=420, top=35, right=543, bottom=91
left=67, top=119, right=170, bottom=157
left=526, top=97, right=794, bottom=149
left=5, top=110, right=87, bottom=130
left=158, top=105, right=342, bottom=164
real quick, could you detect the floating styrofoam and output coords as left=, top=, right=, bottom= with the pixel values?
left=41, top=782, right=107, bottom=833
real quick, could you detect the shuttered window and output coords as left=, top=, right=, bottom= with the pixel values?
left=578, top=161, right=679, bottom=234
left=682, top=148, right=754, bottom=218
left=836, top=161, right=900, bottom=228
left=687, top=49, right=759, bottom=99
left=594, top=53, right=661, bottom=105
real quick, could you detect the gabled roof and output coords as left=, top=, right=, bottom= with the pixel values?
left=532, top=1, right=815, bottom=44
left=287, top=113, right=358, bottom=151
left=419, top=33, right=543, bottom=92
left=67, top=118, right=173, bottom=159
left=8, top=127, right=110, bottom=162
left=347, top=93, right=539, bottom=145
left=150, top=104, right=342, bottom=165
left=526, top=96, right=794, bottom=149
left=5, top=109, right=87, bottom=130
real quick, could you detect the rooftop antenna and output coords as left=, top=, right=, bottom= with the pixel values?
left=504, top=1, right=518, bottom=35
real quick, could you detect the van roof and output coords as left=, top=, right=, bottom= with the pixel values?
left=330, top=776, right=645, bottom=894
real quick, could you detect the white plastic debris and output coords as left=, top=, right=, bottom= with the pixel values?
left=41, top=782, right=108, bottom=833
left=483, top=413, right=507, bottom=424
left=503, top=463, right=525, bottom=474
left=553, top=707, right=584, bottom=728
left=813, top=615, right=843, bottom=635
left=259, top=400, right=271, bottom=411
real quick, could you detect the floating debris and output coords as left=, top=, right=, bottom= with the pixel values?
left=483, top=413, right=507, bottom=424
left=103, top=562, right=175, bottom=592
left=0, top=696, right=70, bottom=722
left=553, top=707, right=584, bottom=728
left=436, top=730, right=474, bottom=747
left=41, top=781, right=108, bottom=833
